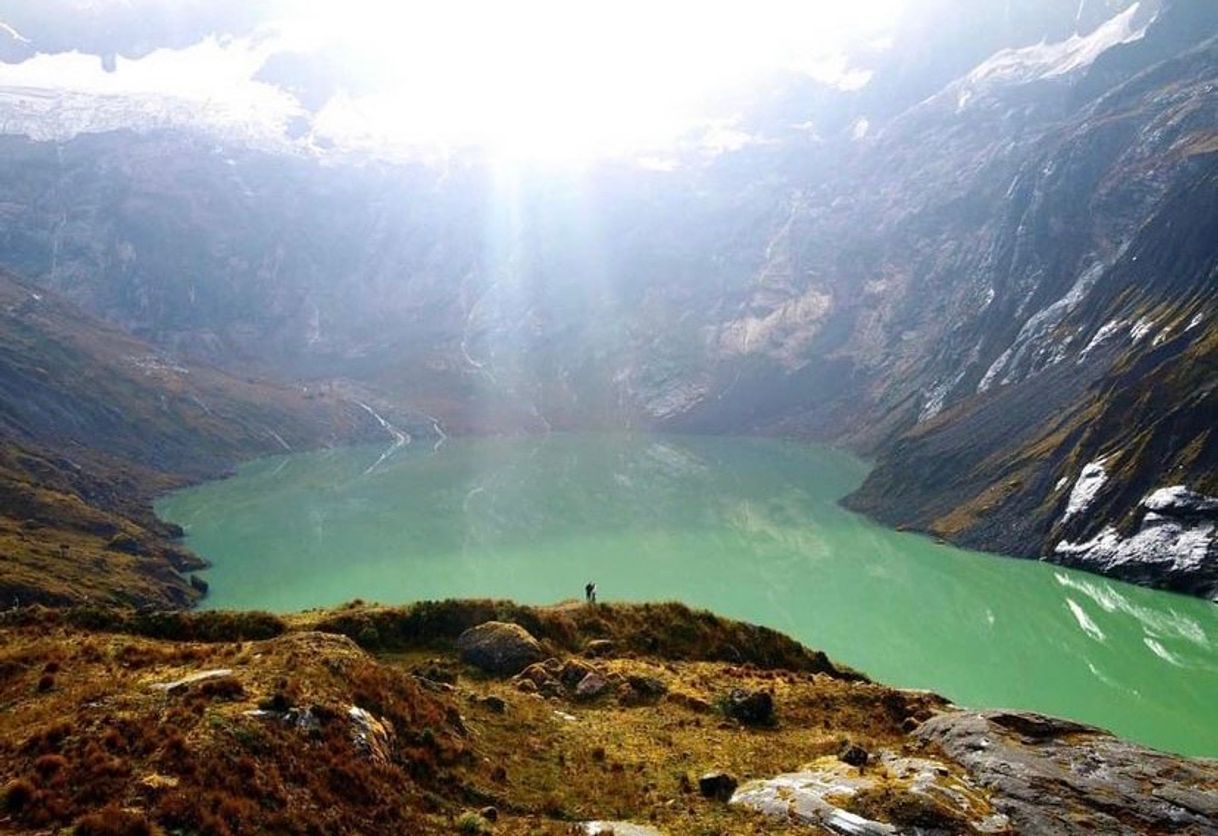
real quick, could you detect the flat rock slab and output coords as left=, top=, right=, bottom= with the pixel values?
left=149, top=669, right=233, bottom=694
left=731, top=753, right=1006, bottom=835
left=916, top=710, right=1218, bottom=834
left=581, top=822, right=665, bottom=836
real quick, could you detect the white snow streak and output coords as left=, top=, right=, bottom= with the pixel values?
left=1062, top=457, right=1108, bottom=523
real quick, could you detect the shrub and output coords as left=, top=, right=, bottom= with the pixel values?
left=2, top=778, right=35, bottom=813
left=33, top=753, right=68, bottom=779
left=456, top=811, right=492, bottom=833
left=74, top=804, right=159, bottom=836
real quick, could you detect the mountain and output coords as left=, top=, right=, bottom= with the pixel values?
left=0, top=0, right=1216, bottom=598
left=0, top=269, right=381, bottom=608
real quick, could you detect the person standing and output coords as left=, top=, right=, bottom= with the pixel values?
left=584, top=582, right=597, bottom=604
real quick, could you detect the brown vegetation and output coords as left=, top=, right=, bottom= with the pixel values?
left=0, top=600, right=953, bottom=834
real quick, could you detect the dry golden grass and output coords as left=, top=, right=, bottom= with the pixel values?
left=0, top=601, right=978, bottom=834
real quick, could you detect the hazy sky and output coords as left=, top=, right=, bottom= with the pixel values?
left=0, top=0, right=907, bottom=161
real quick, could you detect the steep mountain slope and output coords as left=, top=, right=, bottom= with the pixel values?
left=0, top=269, right=378, bottom=608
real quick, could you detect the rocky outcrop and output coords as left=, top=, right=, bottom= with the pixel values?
left=1055, top=485, right=1218, bottom=599
left=915, top=710, right=1218, bottom=834
left=456, top=621, right=546, bottom=676
left=731, top=753, right=1007, bottom=835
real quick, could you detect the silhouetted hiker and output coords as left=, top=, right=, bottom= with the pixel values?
left=585, top=582, right=597, bottom=604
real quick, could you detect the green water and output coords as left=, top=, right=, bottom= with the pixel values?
left=156, top=433, right=1218, bottom=756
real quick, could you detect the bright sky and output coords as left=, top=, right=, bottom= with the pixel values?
left=0, top=0, right=907, bottom=162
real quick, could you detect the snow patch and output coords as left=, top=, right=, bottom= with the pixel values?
left=1078, top=319, right=1125, bottom=363
left=1186, top=312, right=1204, bottom=332
left=1062, top=458, right=1108, bottom=523
left=1144, top=486, right=1218, bottom=516
left=0, top=37, right=304, bottom=150
left=964, top=5, right=1149, bottom=89
left=977, top=345, right=1014, bottom=393
left=976, top=257, right=1110, bottom=392
left=979, top=286, right=995, bottom=311
left=1056, top=518, right=1215, bottom=577
left=1129, top=317, right=1155, bottom=343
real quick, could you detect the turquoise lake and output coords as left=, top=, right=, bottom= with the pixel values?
left=156, top=433, right=1218, bottom=756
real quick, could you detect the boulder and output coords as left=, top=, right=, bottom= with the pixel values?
left=619, top=673, right=669, bottom=706
left=626, top=674, right=667, bottom=698
left=838, top=742, right=870, bottom=767
left=574, top=672, right=610, bottom=701
left=456, top=621, right=545, bottom=676
left=560, top=657, right=597, bottom=687
left=517, top=662, right=554, bottom=687
left=583, top=639, right=615, bottom=657
left=475, top=695, right=507, bottom=714
left=699, top=771, right=738, bottom=801
left=723, top=688, right=775, bottom=726
left=149, top=668, right=234, bottom=695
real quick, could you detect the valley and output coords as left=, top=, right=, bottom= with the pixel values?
left=1, top=1, right=1217, bottom=832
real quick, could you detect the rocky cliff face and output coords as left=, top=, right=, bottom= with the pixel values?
left=0, top=0, right=1216, bottom=597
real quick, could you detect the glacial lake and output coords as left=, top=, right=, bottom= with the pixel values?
left=156, top=433, right=1218, bottom=757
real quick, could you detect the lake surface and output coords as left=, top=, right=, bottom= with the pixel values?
left=156, top=433, right=1218, bottom=756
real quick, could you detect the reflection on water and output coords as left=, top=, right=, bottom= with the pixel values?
left=156, top=433, right=1218, bottom=756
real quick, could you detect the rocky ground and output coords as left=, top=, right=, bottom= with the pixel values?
left=1, top=600, right=1214, bottom=835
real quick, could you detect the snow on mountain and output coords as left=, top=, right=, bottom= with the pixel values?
left=961, top=3, right=1152, bottom=93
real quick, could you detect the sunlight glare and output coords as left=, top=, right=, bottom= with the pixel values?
left=292, top=0, right=906, bottom=162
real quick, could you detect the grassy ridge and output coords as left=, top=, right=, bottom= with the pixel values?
left=0, top=600, right=936, bottom=835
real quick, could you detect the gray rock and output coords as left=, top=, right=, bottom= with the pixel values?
left=456, top=621, right=545, bottom=676
left=698, top=771, right=738, bottom=801
left=916, top=710, right=1218, bottom=834
left=475, top=694, right=507, bottom=713
left=581, top=822, right=664, bottom=836
left=574, top=671, right=610, bottom=701
left=723, top=688, right=774, bottom=726
left=626, top=674, right=667, bottom=698
left=149, top=668, right=233, bottom=694
left=584, top=639, right=615, bottom=657
left=838, top=742, right=869, bottom=767
left=560, top=657, right=597, bottom=688
left=347, top=705, right=394, bottom=763
left=731, top=753, right=1006, bottom=835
